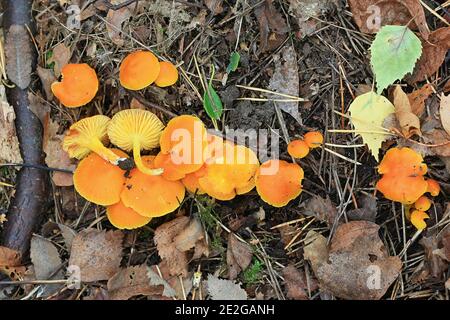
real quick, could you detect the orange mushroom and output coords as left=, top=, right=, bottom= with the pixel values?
left=121, top=156, right=185, bottom=217
left=51, top=63, right=99, bottom=108
left=304, top=131, right=323, bottom=149
left=181, top=168, right=206, bottom=194
left=108, top=109, right=164, bottom=176
left=155, top=61, right=179, bottom=87
left=414, top=196, right=431, bottom=211
left=198, top=142, right=259, bottom=201
left=255, top=159, right=304, bottom=207
left=426, top=179, right=440, bottom=196
left=73, top=149, right=128, bottom=206
left=376, top=147, right=428, bottom=204
left=410, top=210, right=429, bottom=231
left=106, top=200, right=152, bottom=230
left=287, top=140, right=310, bottom=159
left=63, top=115, right=130, bottom=168
left=119, top=51, right=161, bottom=90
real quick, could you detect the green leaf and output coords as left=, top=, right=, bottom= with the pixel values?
left=226, top=51, right=240, bottom=73
left=370, top=25, right=422, bottom=94
left=349, top=91, right=395, bottom=161
left=203, top=83, right=223, bottom=120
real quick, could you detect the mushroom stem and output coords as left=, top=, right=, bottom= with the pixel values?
left=89, top=139, right=126, bottom=165
left=132, top=140, right=163, bottom=176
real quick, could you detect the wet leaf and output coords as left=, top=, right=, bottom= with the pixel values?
left=393, top=85, right=421, bottom=138
left=206, top=274, right=248, bottom=300
left=440, top=94, right=450, bottom=136
left=227, top=233, right=253, bottom=280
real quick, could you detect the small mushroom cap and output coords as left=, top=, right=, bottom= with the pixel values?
left=410, top=210, right=429, bottom=230
left=120, top=156, right=185, bottom=217
left=377, top=147, right=427, bottom=176
left=414, top=196, right=431, bottom=211
left=255, top=159, right=304, bottom=207
left=198, top=142, right=259, bottom=201
left=51, top=63, right=99, bottom=108
left=426, top=179, right=440, bottom=196
left=63, top=115, right=110, bottom=159
left=107, top=200, right=152, bottom=230
left=159, top=115, right=208, bottom=174
left=108, top=109, right=164, bottom=151
left=119, top=51, right=161, bottom=90
left=287, top=140, right=310, bottom=158
left=154, top=61, right=179, bottom=87
left=304, top=131, right=323, bottom=149
left=74, top=149, right=128, bottom=206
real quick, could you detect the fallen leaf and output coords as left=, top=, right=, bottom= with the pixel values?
left=106, top=7, right=132, bottom=46
left=346, top=194, right=377, bottom=222
left=107, top=265, right=164, bottom=300
left=227, top=234, right=253, bottom=280
left=302, top=195, right=337, bottom=227
left=254, top=0, right=289, bottom=52
left=440, top=94, right=450, bottom=136
left=349, top=91, right=395, bottom=161
left=267, top=45, right=301, bottom=124
left=154, top=262, right=192, bottom=299
left=5, top=25, right=33, bottom=89
left=58, top=223, right=77, bottom=253
left=303, top=231, right=328, bottom=275
left=173, top=216, right=204, bottom=252
left=204, top=0, right=223, bottom=15
left=408, top=27, right=450, bottom=84
left=206, top=274, right=248, bottom=300
left=147, top=266, right=177, bottom=298
left=407, top=83, right=433, bottom=116
left=282, top=264, right=308, bottom=300
left=69, top=229, right=123, bottom=282
left=287, top=0, right=332, bottom=38
left=0, top=246, right=21, bottom=267
left=0, top=85, right=22, bottom=163
left=423, top=129, right=450, bottom=157
left=36, top=66, right=56, bottom=100
left=48, top=43, right=71, bottom=77
left=306, top=221, right=402, bottom=300
left=393, top=85, right=421, bottom=138
left=348, top=0, right=429, bottom=39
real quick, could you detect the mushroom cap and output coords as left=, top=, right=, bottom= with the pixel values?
left=107, top=200, right=152, bottom=230
left=63, top=115, right=111, bottom=159
left=287, top=139, right=310, bottom=158
left=51, top=63, right=99, bottom=108
left=426, top=179, right=440, bottom=196
left=119, top=51, right=161, bottom=90
left=410, top=210, right=429, bottom=230
left=159, top=115, right=208, bottom=173
left=304, top=131, right=323, bottom=149
left=198, top=142, right=259, bottom=201
left=376, top=175, right=427, bottom=204
left=377, top=147, right=427, bottom=177
left=120, top=156, right=185, bottom=217
left=73, top=149, right=128, bottom=205
left=154, top=151, right=186, bottom=181
left=107, top=109, right=164, bottom=152
left=414, top=196, right=431, bottom=211
left=255, top=159, right=304, bottom=207
left=181, top=167, right=206, bottom=194
left=154, top=61, right=179, bottom=87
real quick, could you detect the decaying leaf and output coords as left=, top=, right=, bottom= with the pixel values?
left=305, top=221, right=402, bottom=300
left=58, top=223, right=77, bottom=253
left=407, top=83, right=433, bottom=116
left=423, top=129, right=450, bottom=157
left=204, top=0, right=223, bottom=15
left=393, top=85, right=421, bottom=138
left=48, top=43, right=71, bottom=77
left=440, top=94, right=450, bottom=136
left=147, top=266, right=177, bottom=298
left=227, top=233, right=253, bottom=280
left=0, top=246, right=21, bottom=267
left=267, top=45, right=301, bottom=124
left=348, top=0, right=429, bottom=39
left=282, top=264, right=309, bottom=300
left=106, top=6, right=132, bottom=46
left=0, top=85, right=22, bottom=163
left=69, top=229, right=123, bottom=282
left=302, top=195, right=337, bottom=227
left=287, top=0, right=333, bottom=38
left=303, top=230, right=328, bottom=275
left=254, top=0, right=289, bottom=52
left=346, top=194, right=377, bottom=222
left=36, top=66, right=56, bottom=100
left=5, top=25, right=33, bottom=89
left=206, top=274, right=248, bottom=300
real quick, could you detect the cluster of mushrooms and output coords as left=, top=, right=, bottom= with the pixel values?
left=376, top=147, right=440, bottom=230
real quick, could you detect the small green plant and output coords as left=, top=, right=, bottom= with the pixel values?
left=243, top=258, right=264, bottom=285
left=203, top=65, right=223, bottom=129
left=226, top=51, right=240, bottom=73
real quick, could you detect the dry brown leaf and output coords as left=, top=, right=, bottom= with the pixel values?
left=36, top=66, right=56, bottom=100
left=423, top=129, right=450, bottom=157
left=204, top=0, right=223, bottom=15
left=227, top=233, right=253, bottom=280
left=282, top=264, right=309, bottom=300
left=107, top=265, right=164, bottom=300
left=254, top=0, right=289, bottom=52
left=173, top=216, right=204, bottom=252
left=440, top=94, right=450, bottom=136
left=5, top=25, right=33, bottom=89
left=0, top=246, right=21, bottom=267
left=69, top=229, right=123, bottom=282
left=58, top=223, right=77, bottom=252
left=348, top=0, right=429, bottom=39
left=0, top=85, right=22, bottom=163
left=49, top=43, right=71, bottom=77
left=154, top=262, right=192, bottom=299
left=419, top=223, right=449, bottom=279
left=288, top=0, right=333, bottom=38
left=303, top=230, right=328, bottom=275
left=393, top=85, right=421, bottom=138
left=408, top=27, right=450, bottom=84
left=306, top=221, right=402, bottom=300
left=407, top=83, right=433, bottom=116
left=303, top=195, right=337, bottom=227
left=346, top=194, right=378, bottom=222
left=106, top=7, right=132, bottom=46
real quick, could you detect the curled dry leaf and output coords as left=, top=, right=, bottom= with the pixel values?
left=69, top=229, right=123, bottom=282
left=206, top=274, right=248, bottom=300
left=254, top=0, right=289, bottom=53
left=0, top=85, right=22, bottom=163
left=440, top=94, right=450, bottom=136
left=304, top=221, right=402, bottom=300
left=106, top=6, right=132, bottom=46
left=302, top=195, right=337, bottom=227
left=407, top=83, right=433, bottom=117
left=393, top=85, right=421, bottom=138
left=227, top=233, right=253, bottom=280
left=348, top=0, right=429, bottom=39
